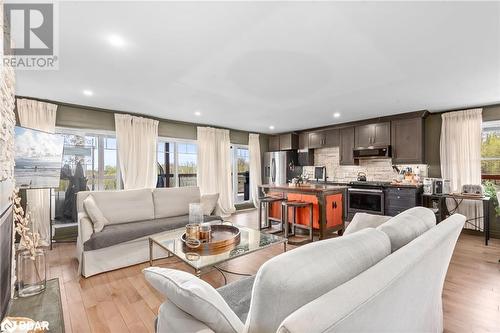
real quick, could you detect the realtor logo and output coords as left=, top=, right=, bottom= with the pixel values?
left=1, top=318, right=50, bottom=332
left=2, top=2, right=59, bottom=70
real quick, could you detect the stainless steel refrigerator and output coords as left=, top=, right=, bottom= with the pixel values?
left=263, top=151, right=301, bottom=185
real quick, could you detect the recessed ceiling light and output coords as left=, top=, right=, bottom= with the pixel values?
left=83, top=89, right=93, bottom=96
left=194, top=111, right=201, bottom=116
left=269, top=125, right=275, bottom=130
left=107, top=34, right=126, bottom=47
left=333, top=112, right=341, bottom=118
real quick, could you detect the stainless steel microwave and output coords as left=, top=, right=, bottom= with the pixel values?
left=353, top=145, right=391, bottom=160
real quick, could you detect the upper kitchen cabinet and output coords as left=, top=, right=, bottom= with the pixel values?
left=298, top=132, right=309, bottom=150
left=339, top=126, right=357, bottom=165
left=308, top=131, right=326, bottom=149
left=355, top=122, right=390, bottom=147
left=391, top=117, right=424, bottom=164
left=268, top=135, right=280, bottom=151
left=279, top=133, right=299, bottom=150
left=325, top=129, right=340, bottom=146
left=307, top=129, right=339, bottom=149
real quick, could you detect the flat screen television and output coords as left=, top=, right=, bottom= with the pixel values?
left=14, top=126, right=64, bottom=189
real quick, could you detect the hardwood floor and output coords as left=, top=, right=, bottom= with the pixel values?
left=47, top=209, right=500, bottom=333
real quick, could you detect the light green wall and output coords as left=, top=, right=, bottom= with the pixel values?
left=53, top=103, right=265, bottom=147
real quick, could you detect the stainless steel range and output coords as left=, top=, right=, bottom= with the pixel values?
left=347, top=181, right=390, bottom=220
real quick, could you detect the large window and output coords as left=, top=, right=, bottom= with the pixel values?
left=55, top=128, right=121, bottom=223
left=481, top=121, right=500, bottom=199
left=157, top=139, right=197, bottom=187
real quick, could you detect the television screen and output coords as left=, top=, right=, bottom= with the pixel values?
left=14, top=126, right=64, bottom=189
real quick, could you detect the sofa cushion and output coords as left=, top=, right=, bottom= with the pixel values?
left=143, top=267, right=244, bottom=333
left=81, top=189, right=154, bottom=224
left=83, top=195, right=108, bottom=232
left=377, top=206, right=436, bottom=252
left=153, top=187, right=201, bottom=219
left=201, top=193, right=219, bottom=215
left=83, top=215, right=222, bottom=251
left=344, top=213, right=392, bottom=235
left=217, top=275, right=255, bottom=323
left=245, top=228, right=391, bottom=333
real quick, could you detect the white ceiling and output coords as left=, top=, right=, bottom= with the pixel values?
left=15, top=1, right=500, bottom=134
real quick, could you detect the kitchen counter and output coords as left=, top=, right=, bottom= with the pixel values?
left=258, top=184, right=347, bottom=239
left=259, top=183, right=347, bottom=194
left=307, top=180, right=423, bottom=189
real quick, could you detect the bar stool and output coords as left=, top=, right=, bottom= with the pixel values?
left=281, top=200, right=314, bottom=243
left=258, top=196, right=286, bottom=230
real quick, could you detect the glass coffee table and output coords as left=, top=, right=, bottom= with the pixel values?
left=149, top=224, right=286, bottom=280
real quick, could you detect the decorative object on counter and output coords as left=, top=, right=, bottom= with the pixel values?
left=12, top=189, right=46, bottom=298
left=290, top=176, right=305, bottom=186
left=189, top=203, right=204, bottom=224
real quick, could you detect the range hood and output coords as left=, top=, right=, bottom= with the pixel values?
left=353, top=145, right=392, bottom=160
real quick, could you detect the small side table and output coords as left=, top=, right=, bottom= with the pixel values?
left=422, top=193, right=492, bottom=246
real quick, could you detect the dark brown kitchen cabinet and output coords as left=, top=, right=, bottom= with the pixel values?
left=279, top=133, right=299, bottom=150
left=339, top=127, right=357, bottom=165
left=391, top=117, right=424, bottom=164
left=298, top=132, right=309, bottom=150
left=268, top=135, right=280, bottom=151
left=384, top=186, right=423, bottom=216
left=325, top=129, right=340, bottom=147
left=308, top=132, right=326, bottom=149
left=355, top=122, right=390, bottom=147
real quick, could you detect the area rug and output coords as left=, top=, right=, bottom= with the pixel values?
left=7, top=278, right=64, bottom=333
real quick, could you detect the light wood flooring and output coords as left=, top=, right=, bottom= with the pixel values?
left=47, top=209, right=500, bottom=333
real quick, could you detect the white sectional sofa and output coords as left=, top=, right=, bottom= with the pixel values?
left=76, top=186, right=220, bottom=277
left=144, top=207, right=465, bottom=333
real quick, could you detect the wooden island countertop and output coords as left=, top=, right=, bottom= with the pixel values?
left=258, top=183, right=347, bottom=239
left=259, top=183, right=347, bottom=194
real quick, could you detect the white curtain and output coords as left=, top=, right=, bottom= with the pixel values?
left=197, top=127, right=235, bottom=217
left=440, top=108, right=483, bottom=229
left=17, top=98, right=57, bottom=246
left=249, top=133, right=262, bottom=208
left=115, top=114, right=159, bottom=189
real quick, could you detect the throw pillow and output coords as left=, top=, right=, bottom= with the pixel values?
left=200, top=193, right=219, bottom=215
left=83, top=195, right=108, bottom=232
left=143, top=267, right=244, bottom=333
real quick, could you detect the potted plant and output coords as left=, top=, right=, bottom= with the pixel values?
left=12, top=188, right=46, bottom=297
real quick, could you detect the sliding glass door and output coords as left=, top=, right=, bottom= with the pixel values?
left=232, top=145, right=250, bottom=204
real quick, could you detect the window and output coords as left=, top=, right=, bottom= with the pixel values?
left=157, top=139, right=197, bottom=187
left=56, top=128, right=122, bottom=223
left=232, top=145, right=250, bottom=203
left=481, top=121, right=500, bottom=196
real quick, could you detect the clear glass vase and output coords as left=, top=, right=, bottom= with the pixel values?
left=17, top=248, right=46, bottom=298
left=189, top=203, right=204, bottom=224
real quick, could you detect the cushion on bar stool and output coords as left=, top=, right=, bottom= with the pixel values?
left=281, top=200, right=312, bottom=208
left=260, top=196, right=286, bottom=203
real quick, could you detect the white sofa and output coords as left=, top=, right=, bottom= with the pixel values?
left=145, top=207, right=465, bottom=333
left=76, top=186, right=220, bottom=277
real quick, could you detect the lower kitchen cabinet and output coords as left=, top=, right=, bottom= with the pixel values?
left=384, top=186, right=423, bottom=216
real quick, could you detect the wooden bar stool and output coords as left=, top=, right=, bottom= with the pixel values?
left=258, top=196, right=285, bottom=230
left=281, top=200, right=314, bottom=243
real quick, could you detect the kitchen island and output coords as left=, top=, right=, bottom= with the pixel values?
left=258, top=184, right=347, bottom=239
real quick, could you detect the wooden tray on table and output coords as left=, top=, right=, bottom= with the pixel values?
left=181, top=224, right=241, bottom=255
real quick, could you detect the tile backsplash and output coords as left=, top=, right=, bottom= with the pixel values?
left=302, top=147, right=428, bottom=183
